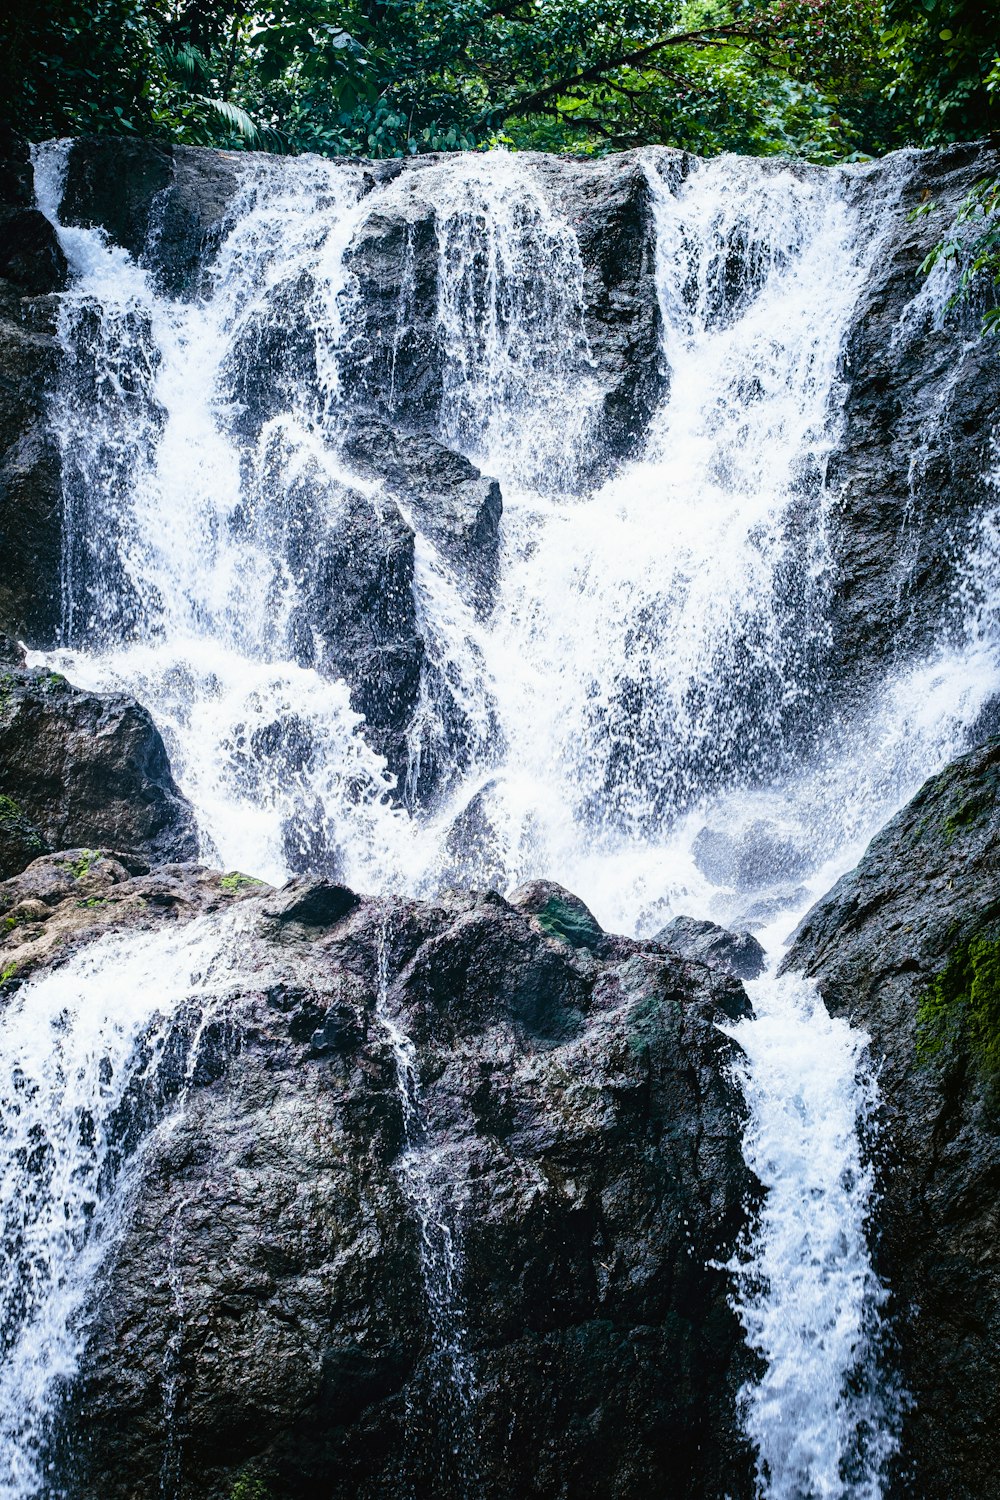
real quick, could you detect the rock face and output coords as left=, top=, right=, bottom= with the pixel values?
left=0, top=646, right=198, bottom=877
left=8, top=874, right=759, bottom=1500
left=0, top=130, right=66, bottom=647
left=342, top=416, right=503, bottom=614
left=827, top=140, right=1000, bottom=704
left=655, top=916, right=766, bottom=981
left=785, top=737, right=1000, bottom=1498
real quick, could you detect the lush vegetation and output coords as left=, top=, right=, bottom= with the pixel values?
left=1, top=0, right=997, bottom=164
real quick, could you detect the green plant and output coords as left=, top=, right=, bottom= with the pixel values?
left=0, top=961, right=18, bottom=986
left=917, top=937, right=1000, bottom=1074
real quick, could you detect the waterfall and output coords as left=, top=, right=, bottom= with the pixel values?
left=20, top=139, right=1000, bottom=1498
left=0, top=914, right=249, bottom=1500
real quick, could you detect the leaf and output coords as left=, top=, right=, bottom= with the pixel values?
left=197, top=96, right=261, bottom=143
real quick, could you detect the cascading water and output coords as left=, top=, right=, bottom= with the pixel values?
left=0, top=913, right=251, bottom=1500
left=15, top=138, right=1000, bottom=1498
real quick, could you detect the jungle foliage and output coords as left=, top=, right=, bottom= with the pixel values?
left=0, top=0, right=997, bottom=163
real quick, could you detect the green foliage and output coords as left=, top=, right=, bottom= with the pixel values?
left=881, top=0, right=998, bottom=144
left=923, top=175, right=1000, bottom=334
left=2, top=0, right=997, bottom=161
left=0, top=962, right=18, bottom=987
left=917, top=937, right=1000, bottom=1074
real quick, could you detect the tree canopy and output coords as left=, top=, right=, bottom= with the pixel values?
left=1, top=0, right=997, bottom=163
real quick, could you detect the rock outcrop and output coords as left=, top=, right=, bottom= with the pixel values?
left=654, top=915, right=766, bottom=981
left=342, top=416, right=503, bottom=614
left=0, top=871, right=759, bottom=1500
left=785, top=737, right=1000, bottom=1498
left=0, top=129, right=65, bottom=646
left=827, top=140, right=1000, bottom=705
left=0, top=642, right=198, bottom=878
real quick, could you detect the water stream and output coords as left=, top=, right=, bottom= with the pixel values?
left=7, top=140, right=1000, bottom=1496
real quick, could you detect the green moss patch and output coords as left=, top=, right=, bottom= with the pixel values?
left=70, top=850, right=102, bottom=879
left=533, top=895, right=601, bottom=952
left=221, top=871, right=265, bottom=893
left=917, top=938, right=1000, bottom=1073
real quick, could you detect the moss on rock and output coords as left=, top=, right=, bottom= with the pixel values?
left=917, top=936, right=1000, bottom=1073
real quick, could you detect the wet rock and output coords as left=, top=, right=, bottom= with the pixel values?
left=59, top=137, right=246, bottom=296
left=0, top=662, right=198, bottom=877
left=60, top=136, right=174, bottom=262
left=827, top=141, right=1000, bottom=705
left=439, top=780, right=507, bottom=891
left=296, top=487, right=424, bottom=787
left=0, top=136, right=65, bottom=647
left=785, top=737, right=1000, bottom=1498
left=0, top=205, right=67, bottom=295
left=0, top=854, right=262, bottom=989
left=263, top=877, right=359, bottom=927
left=654, top=915, right=766, bottom=981
left=52, top=882, right=755, bottom=1500
left=509, top=878, right=605, bottom=954
left=342, top=416, right=503, bottom=613
left=533, top=148, right=675, bottom=464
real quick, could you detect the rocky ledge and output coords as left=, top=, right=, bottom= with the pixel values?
left=1, top=862, right=757, bottom=1500
left=786, top=737, right=1000, bottom=1498
left=0, top=635, right=197, bottom=881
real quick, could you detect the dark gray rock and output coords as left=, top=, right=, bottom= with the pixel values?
left=0, top=136, right=65, bottom=647
left=0, top=205, right=67, bottom=295
left=0, top=662, right=198, bottom=875
left=654, top=915, right=766, bottom=981
left=532, top=149, right=676, bottom=465
left=439, top=779, right=507, bottom=891
left=784, top=737, right=1000, bottom=1498
left=296, top=487, right=424, bottom=787
left=32, top=880, right=756, bottom=1500
left=59, top=137, right=246, bottom=296
left=60, top=137, right=174, bottom=261
left=508, top=878, right=605, bottom=954
left=342, top=416, right=503, bottom=613
left=826, top=141, right=1000, bottom=706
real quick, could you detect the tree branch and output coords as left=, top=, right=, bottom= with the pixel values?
left=482, top=22, right=749, bottom=125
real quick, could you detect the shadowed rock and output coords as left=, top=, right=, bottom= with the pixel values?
left=0, top=660, right=197, bottom=877
left=0, top=876, right=759, bottom=1500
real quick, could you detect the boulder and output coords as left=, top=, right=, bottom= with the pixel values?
left=20, top=880, right=758, bottom=1500
left=0, top=853, right=261, bottom=991
left=342, top=416, right=503, bottom=613
left=784, top=737, right=1000, bottom=1498
left=532, top=148, right=675, bottom=464
left=294, top=486, right=424, bottom=788
left=0, top=661, right=198, bottom=876
left=654, top=915, right=766, bottom=981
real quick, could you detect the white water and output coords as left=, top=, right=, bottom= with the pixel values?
left=12, top=140, right=1000, bottom=1497
left=0, top=914, right=250, bottom=1499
